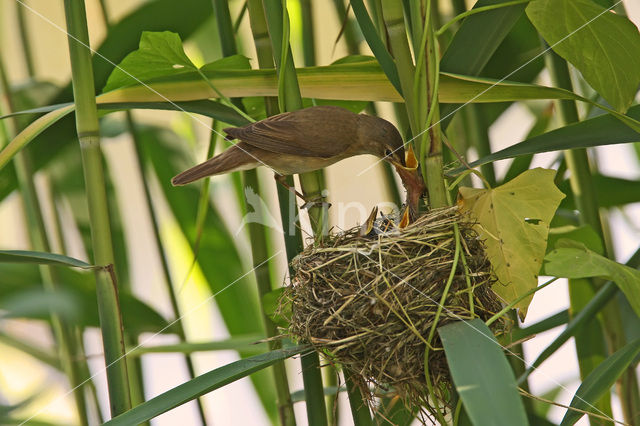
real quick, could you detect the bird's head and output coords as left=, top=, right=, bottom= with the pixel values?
left=361, top=116, right=407, bottom=166
left=360, top=115, right=426, bottom=219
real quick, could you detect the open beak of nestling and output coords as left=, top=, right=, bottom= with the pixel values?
left=389, top=145, right=426, bottom=224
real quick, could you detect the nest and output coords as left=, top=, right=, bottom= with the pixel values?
left=282, top=206, right=509, bottom=419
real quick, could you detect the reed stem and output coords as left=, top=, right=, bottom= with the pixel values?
left=0, top=56, right=89, bottom=426
left=545, top=45, right=639, bottom=424
left=63, top=0, right=131, bottom=415
left=261, top=1, right=328, bottom=424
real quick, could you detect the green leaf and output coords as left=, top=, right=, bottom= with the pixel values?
left=6, top=61, right=640, bottom=177
left=129, top=335, right=267, bottom=357
left=199, top=54, right=252, bottom=72
left=526, top=0, right=640, bottom=112
left=459, top=168, right=565, bottom=318
left=136, top=125, right=278, bottom=410
left=440, top=0, right=528, bottom=126
left=518, top=281, right=619, bottom=384
left=456, top=104, right=640, bottom=174
left=439, top=319, right=528, bottom=426
left=544, top=242, right=640, bottom=317
left=0, top=264, right=172, bottom=334
left=103, top=31, right=197, bottom=93
left=103, top=346, right=309, bottom=426
left=441, top=0, right=527, bottom=76
left=561, top=338, right=640, bottom=425
left=98, top=100, right=248, bottom=126
left=0, top=250, right=93, bottom=268
left=349, top=0, right=402, bottom=94
left=547, top=225, right=604, bottom=255
left=0, top=0, right=215, bottom=200
left=0, top=104, right=76, bottom=172
left=103, top=29, right=252, bottom=93
left=560, top=174, right=640, bottom=209
left=54, top=0, right=214, bottom=101
left=0, top=288, right=82, bottom=322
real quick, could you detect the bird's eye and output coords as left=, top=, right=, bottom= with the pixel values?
left=384, top=149, right=393, bottom=158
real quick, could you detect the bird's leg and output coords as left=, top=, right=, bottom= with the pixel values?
left=274, top=174, right=331, bottom=210
left=274, top=173, right=307, bottom=200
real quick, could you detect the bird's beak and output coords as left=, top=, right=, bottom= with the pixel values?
left=390, top=145, right=426, bottom=222
left=359, top=205, right=379, bottom=236
left=398, top=205, right=411, bottom=229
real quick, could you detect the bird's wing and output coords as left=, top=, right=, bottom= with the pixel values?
left=224, top=109, right=352, bottom=158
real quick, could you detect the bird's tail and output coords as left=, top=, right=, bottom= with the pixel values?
left=171, top=144, right=256, bottom=186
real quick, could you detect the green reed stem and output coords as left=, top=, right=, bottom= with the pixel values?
left=545, top=46, right=639, bottom=424
left=246, top=1, right=301, bottom=424
left=261, top=1, right=328, bottom=424
left=382, top=0, right=447, bottom=208
left=344, top=369, right=373, bottom=426
left=63, top=0, right=131, bottom=415
left=0, top=57, right=89, bottom=426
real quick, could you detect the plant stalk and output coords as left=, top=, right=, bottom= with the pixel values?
left=15, top=1, right=36, bottom=77
left=261, top=1, right=328, bottom=425
left=545, top=46, right=639, bottom=424
left=0, top=57, right=89, bottom=426
left=344, top=370, right=373, bottom=426
left=217, top=1, right=298, bottom=424
left=126, top=113, right=207, bottom=423
left=63, top=0, right=131, bottom=415
left=381, top=0, right=447, bottom=208
left=246, top=1, right=300, bottom=424
left=421, top=5, right=447, bottom=208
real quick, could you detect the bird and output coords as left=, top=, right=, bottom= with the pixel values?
left=172, top=105, right=425, bottom=214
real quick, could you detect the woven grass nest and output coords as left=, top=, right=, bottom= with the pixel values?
left=282, top=205, right=510, bottom=418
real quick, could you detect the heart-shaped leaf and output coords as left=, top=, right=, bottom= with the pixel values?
left=458, top=168, right=565, bottom=319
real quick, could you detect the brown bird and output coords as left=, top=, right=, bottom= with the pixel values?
left=172, top=105, right=425, bottom=212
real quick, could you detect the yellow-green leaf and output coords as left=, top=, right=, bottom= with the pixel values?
left=458, top=168, right=565, bottom=319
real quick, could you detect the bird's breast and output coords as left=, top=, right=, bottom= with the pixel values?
left=257, top=150, right=348, bottom=175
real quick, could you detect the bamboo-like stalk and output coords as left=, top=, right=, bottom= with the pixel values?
left=299, top=0, right=338, bottom=409
left=261, top=0, right=328, bottom=236
left=381, top=1, right=447, bottom=208
left=380, top=1, right=418, bottom=132
left=44, top=171, right=105, bottom=424
left=93, top=0, right=206, bottom=420
left=247, top=0, right=301, bottom=261
left=379, top=2, right=450, bottom=420
left=545, top=47, right=639, bottom=424
left=420, top=3, right=447, bottom=208
left=330, top=0, right=403, bottom=209
left=367, top=0, right=387, bottom=45
left=63, top=0, right=131, bottom=416
left=464, top=105, right=495, bottom=186
left=299, top=0, right=316, bottom=67
left=297, top=2, right=339, bottom=423
left=216, top=2, right=297, bottom=425
left=331, top=0, right=360, bottom=55
left=0, top=59, right=89, bottom=426
left=15, top=2, right=35, bottom=77
left=343, top=370, right=373, bottom=426
left=260, top=1, right=329, bottom=425
left=127, top=114, right=208, bottom=424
